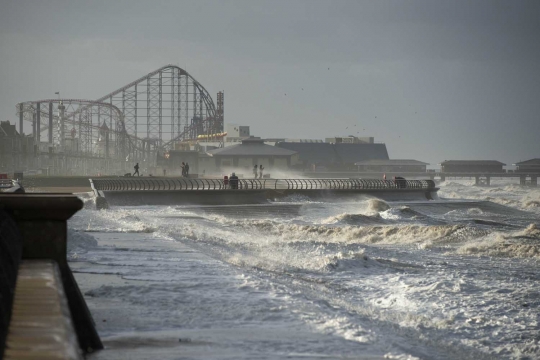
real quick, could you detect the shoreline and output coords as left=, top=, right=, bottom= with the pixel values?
left=70, top=231, right=384, bottom=359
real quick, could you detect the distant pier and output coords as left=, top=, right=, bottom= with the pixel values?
left=301, top=172, right=539, bottom=187
left=433, top=172, right=538, bottom=186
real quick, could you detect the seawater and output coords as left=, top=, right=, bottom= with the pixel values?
left=68, top=180, right=540, bottom=359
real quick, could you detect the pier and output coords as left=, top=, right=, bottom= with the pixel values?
left=302, top=171, right=539, bottom=186
left=433, top=172, right=538, bottom=186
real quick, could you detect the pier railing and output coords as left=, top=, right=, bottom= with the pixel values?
left=90, top=178, right=436, bottom=191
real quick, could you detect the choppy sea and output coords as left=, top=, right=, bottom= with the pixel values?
left=67, top=180, right=540, bottom=359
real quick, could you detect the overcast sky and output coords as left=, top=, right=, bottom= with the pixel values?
left=1, top=0, right=539, bottom=166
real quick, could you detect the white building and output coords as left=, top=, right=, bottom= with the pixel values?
left=224, top=123, right=250, bottom=143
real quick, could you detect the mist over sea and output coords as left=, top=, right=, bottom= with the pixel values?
left=68, top=180, right=540, bottom=359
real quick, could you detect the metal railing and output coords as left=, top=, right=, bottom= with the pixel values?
left=90, top=178, right=436, bottom=192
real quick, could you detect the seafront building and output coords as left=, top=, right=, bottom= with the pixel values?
left=158, top=123, right=392, bottom=177
left=276, top=137, right=389, bottom=172
left=439, top=160, right=506, bottom=173
left=202, top=138, right=299, bottom=177
left=354, top=159, right=429, bottom=173
left=514, top=159, right=540, bottom=173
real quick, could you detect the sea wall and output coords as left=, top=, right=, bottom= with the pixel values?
left=100, top=188, right=437, bottom=206
left=21, top=176, right=92, bottom=188
left=0, top=194, right=102, bottom=354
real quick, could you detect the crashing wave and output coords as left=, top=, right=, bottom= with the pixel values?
left=367, top=198, right=390, bottom=212
left=216, top=219, right=488, bottom=248
left=456, top=224, right=540, bottom=259
left=67, top=228, right=98, bottom=259
left=321, top=213, right=385, bottom=225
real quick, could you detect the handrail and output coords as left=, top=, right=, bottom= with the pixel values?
left=89, top=178, right=436, bottom=192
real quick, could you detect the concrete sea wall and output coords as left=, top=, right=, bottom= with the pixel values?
left=100, top=188, right=438, bottom=206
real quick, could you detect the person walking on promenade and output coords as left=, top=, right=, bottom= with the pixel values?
left=185, top=163, right=190, bottom=177
left=181, top=162, right=186, bottom=177
left=259, top=165, right=264, bottom=179
left=133, top=162, right=140, bottom=176
left=253, top=165, right=258, bottom=179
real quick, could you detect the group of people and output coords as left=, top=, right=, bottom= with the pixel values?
left=135, top=162, right=190, bottom=177
left=181, top=162, right=190, bottom=177
left=253, top=164, right=264, bottom=179
left=223, top=164, right=264, bottom=190
left=225, top=172, right=239, bottom=189
left=134, top=162, right=265, bottom=180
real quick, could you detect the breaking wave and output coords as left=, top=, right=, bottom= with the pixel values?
left=76, top=191, right=97, bottom=209
left=214, top=218, right=489, bottom=247
left=367, top=198, right=390, bottom=212
left=66, top=180, right=540, bottom=359
left=67, top=228, right=98, bottom=260
left=457, top=224, right=540, bottom=259
left=321, top=213, right=385, bottom=225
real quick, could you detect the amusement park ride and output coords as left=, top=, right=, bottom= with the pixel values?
left=15, top=65, right=224, bottom=175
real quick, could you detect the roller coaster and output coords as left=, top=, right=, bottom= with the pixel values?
left=15, top=65, right=223, bottom=174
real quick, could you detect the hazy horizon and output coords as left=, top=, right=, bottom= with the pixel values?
left=1, top=0, right=539, bottom=167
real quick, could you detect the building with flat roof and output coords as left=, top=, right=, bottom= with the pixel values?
left=333, top=143, right=388, bottom=165
left=201, top=138, right=299, bottom=176
left=224, top=123, right=250, bottom=143
left=355, top=159, right=428, bottom=173
left=277, top=141, right=388, bottom=171
left=440, top=160, right=506, bottom=173
left=514, top=158, right=540, bottom=173
left=325, top=136, right=374, bottom=144
left=275, top=142, right=338, bottom=170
